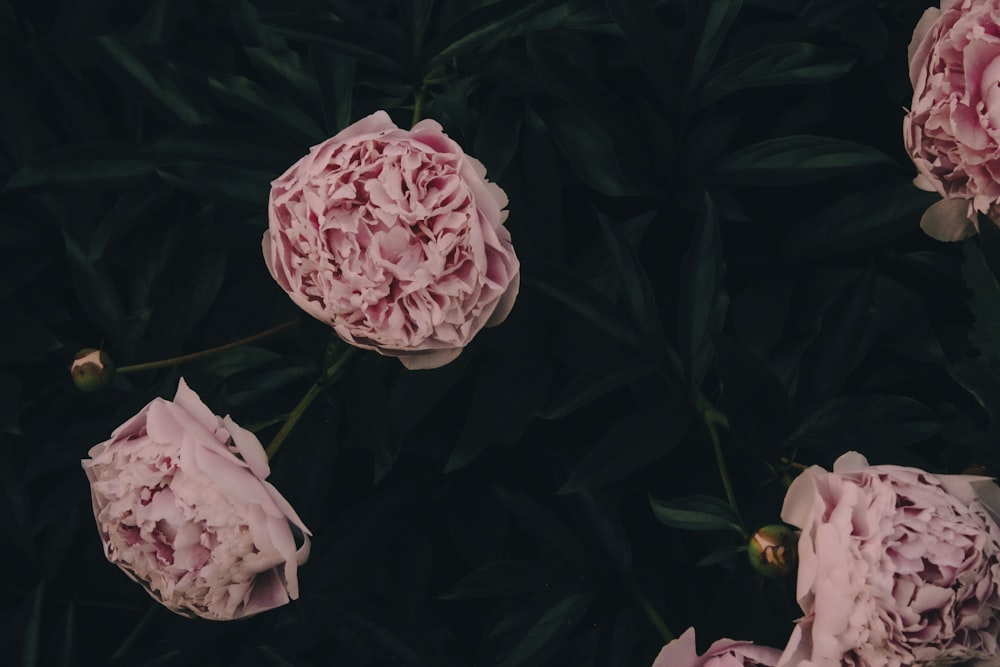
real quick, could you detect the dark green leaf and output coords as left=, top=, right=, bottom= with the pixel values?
left=207, top=73, right=324, bottom=143
left=446, top=348, right=548, bottom=472
left=524, top=262, right=639, bottom=349
left=794, top=394, right=945, bottom=452
left=794, top=265, right=876, bottom=418
left=156, top=162, right=272, bottom=207
left=4, top=144, right=154, bottom=192
left=559, top=405, right=691, bottom=494
left=423, top=0, right=552, bottom=72
left=495, top=487, right=595, bottom=574
left=474, top=100, right=523, bottom=179
left=713, top=334, right=789, bottom=453
left=597, top=211, right=662, bottom=339
left=440, top=560, right=560, bottom=600
left=678, top=194, right=729, bottom=388
left=538, top=354, right=655, bottom=420
left=964, top=237, right=1000, bottom=362
left=262, top=14, right=407, bottom=75
left=62, top=231, right=127, bottom=333
left=698, top=43, right=856, bottom=106
left=495, top=592, right=596, bottom=667
left=0, top=317, right=62, bottom=365
left=605, top=0, right=674, bottom=103
left=689, top=0, right=743, bottom=85
left=717, top=135, right=892, bottom=186
left=23, top=581, right=43, bottom=667
left=322, top=599, right=433, bottom=667
left=96, top=36, right=211, bottom=125
left=531, top=103, right=635, bottom=197
left=0, top=372, right=21, bottom=434
left=649, top=494, right=745, bottom=535
left=781, top=183, right=939, bottom=259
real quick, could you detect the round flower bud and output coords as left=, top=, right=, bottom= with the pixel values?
left=747, top=524, right=798, bottom=578
left=70, top=348, right=116, bottom=392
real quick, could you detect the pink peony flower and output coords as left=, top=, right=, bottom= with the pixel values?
left=82, top=379, right=311, bottom=621
left=651, top=627, right=781, bottom=667
left=904, top=0, right=1000, bottom=241
left=263, top=110, right=520, bottom=370
left=778, top=451, right=1000, bottom=666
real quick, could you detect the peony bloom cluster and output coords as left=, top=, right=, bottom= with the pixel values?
left=652, top=627, right=781, bottom=667
left=82, top=379, right=311, bottom=621
left=905, top=0, right=1000, bottom=241
left=263, top=110, right=520, bottom=370
left=777, top=451, right=1000, bottom=666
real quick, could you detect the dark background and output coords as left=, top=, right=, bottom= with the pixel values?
left=2, top=0, right=998, bottom=665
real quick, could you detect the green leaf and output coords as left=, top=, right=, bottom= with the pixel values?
left=0, top=372, right=21, bottom=434
left=712, top=334, right=789, bottom=453
left=605, top=0, right=675, bottom=103
left=322, top=599, right=434, bottom=667
left=423, top=0, right=553, bottom=72
left=495, top=487, right=595, bottom=574
left=794, top=265, right=877, bottom=418
left=524, top=261, right=639, bottom=348
left=689, top=0, right=743, bottom=85
left=96, top=36, right=211, bottom=125
left=964, top=237, right=1000, bottom=362
left=62, top=231, right=127, bottom=333
left=697, top=43, right=856, bottom=106
left=440, top=560, right=560, bottom=600
left=4, top=144, right=154, bottom=192
left=597, top=211, right=662, bottom=339
left=948, top=357, right=1000, bottom=429
left=695, top=544, right=745, bottom=568
left=781, top=183, right=940, bottom=259
left=446, top=348, right=548, bottom=473
left=538, top=354, right=655, bottom=420
left=262, top=14, right=407, bottom=75
left=558, top=404, right=691, bottom=494
left=649, top=494, right=745, bottom=535
left=717, top=135, right=892, bottom=186
left=531, top=103, right=635, bottom=197
left=0, top=317, right=62, bottom=365
left=156, top=162, right=272, bottom=207
left=474, top=100, right=523, bottom=179
left=23, top=581, right=43, bottom=667
left=207, top=73, right=325, bottom=143
left=793, top=394, right=945, bottom=454
left=678, top=194, right=729, bottom=388
left=495, top=592, right=596, bottom=667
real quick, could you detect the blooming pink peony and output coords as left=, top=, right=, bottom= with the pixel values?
left=651, top=627, right=781, bottom=667
left=778, top=451, right=1000, bottom=666
left=82, top=379, right=311, bottom=620
left=904, top=0, right=1000, bottom=241
left=263, top=110, right=520, bottom=370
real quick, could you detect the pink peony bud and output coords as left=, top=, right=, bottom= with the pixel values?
left=82, top=378, right=310, bottom=620
left=263, top=110, right=520, bottom=370
left=777, top=451, right=1000, bottom=666
left=70, top=348, right=116, bottom=392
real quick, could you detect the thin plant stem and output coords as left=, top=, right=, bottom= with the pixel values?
left=704, top=411, right=741, bottom=523
left=265, top=346, right=356, bottom=460
left=631, top=581, right=674, bottom=643
left=110, top=603, right=158, bottom=661
left=117, top=317, right=300, bottom=374
left=411, top=85, right=426, bottom=127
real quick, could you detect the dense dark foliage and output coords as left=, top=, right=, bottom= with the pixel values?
left=2, top=0, right=997, bottom=664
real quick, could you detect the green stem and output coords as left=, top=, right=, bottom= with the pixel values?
left=110, top=603, right=158, bottom=660
left=411, top=84, right=426, bottom=127
left=631, top=581, right=674, bottom=643
left=265, top=346, right=355, bottom=460
left=117, top=317, right=300, bottom=374
left=704, top=410, right=740, bottom=522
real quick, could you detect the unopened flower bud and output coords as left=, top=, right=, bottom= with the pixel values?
left=70, top=348, right=116, bottom=392
left=748, top=524, right=797, bottom=578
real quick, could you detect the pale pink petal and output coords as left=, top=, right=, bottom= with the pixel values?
left=920, top=198, right=978, bottom=241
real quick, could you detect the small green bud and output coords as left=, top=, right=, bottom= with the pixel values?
left=70, top=348, right=116, bottom=392
left=747, top=524, right=798, bottom=578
